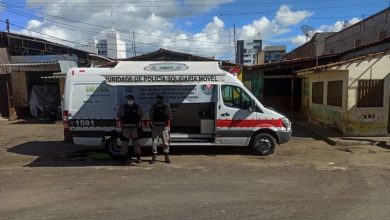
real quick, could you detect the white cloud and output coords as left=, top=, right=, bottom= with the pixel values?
left=26, top=20, right=42, bottom=29
left=318, top=17, right=361, bottom=32
left=185, top=0, right=234, bottom=14
left=291, top=35, right=307, bottom=45
left=18, top=1, right=312, bottom=60
left=276, top=5, right=313, bottom=26
left=290, top=17, right=362, bottom=47
left=238, top=5, right=311, bottom=40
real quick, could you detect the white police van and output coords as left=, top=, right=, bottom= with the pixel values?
left=63, top=61, right=292, bottom=157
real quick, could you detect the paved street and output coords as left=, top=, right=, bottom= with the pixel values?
left=0, top=121, right=390, bottom=220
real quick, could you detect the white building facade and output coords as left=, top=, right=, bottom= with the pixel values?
left=77, top=30, right=127, bottom=59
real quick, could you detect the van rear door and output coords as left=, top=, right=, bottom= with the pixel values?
left=216, top=84, right=258, bottom=145
left=68, top=82, right=116, bottom=139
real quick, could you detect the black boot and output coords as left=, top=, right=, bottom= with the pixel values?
left=150, top=154, right=156, bottom=164
left=135, top=154, right=142, bottom=164
left=164, top=153, right=171, bottom=164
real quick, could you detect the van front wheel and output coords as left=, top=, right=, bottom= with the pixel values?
left=250, top=133, right=276, bottom=155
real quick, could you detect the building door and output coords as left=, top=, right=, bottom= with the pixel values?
left=0, top=74, right=10, bottom=118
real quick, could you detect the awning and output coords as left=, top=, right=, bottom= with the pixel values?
left=41, top=72, right=66, bottom=79
left=0, top=60, right=77, bottom=73
left=0, top=62, right=59, bottom=66
left=41, top=75, right=66, bottom=79
left=0, top=62, right=60, bottom=72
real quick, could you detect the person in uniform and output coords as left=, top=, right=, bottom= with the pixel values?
left=117, top=95, right=143, bottom=165
left=149, top=95, right=172, bottom=164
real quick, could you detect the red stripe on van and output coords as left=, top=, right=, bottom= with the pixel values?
left=216, top=119, right=283, bottom=128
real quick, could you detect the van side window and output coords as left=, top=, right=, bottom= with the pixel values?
left=222, top=85, right=255, bottom=111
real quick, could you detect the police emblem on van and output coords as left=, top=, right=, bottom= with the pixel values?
left=144, top=63, right=189, bottom=72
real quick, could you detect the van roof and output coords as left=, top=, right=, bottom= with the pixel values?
left=111, top=61, right=225, bottom=74
left=104, top=61, right=230, bottom=86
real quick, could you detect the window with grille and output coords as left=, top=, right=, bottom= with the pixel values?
left=327, top=81, right=343, bottom=107
left=357, top=80, right=384, bottom=107
left=312, top=82, right=324, bottom=104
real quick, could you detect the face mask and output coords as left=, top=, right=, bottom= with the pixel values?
left=157, top=100, right=163, bottom=104
left=127, top=100, right=134, bottom=105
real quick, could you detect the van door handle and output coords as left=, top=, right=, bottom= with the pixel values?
left=221, top=112, right=230, bottom=117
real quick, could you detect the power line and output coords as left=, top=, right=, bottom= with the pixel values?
left=3, top=3, right=232, bottom=45
left=2, top=1, right=373, bottom=48
left=219, top=2, right=386, bottom=16
left=0, top=20, right=152, bottom=54
left=9, top=0, right=376, bottom=7
left=4, top=8, right=229, bottom=49
left=1, top=20, right=233, bottom=54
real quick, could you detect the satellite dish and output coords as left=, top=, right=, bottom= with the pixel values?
left=301, top=25, right=316, bottom=42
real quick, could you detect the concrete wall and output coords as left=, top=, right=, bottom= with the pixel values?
left=286, top=33, right=331, bottom=60
left=344, top=55, right=390, bottom=135
left=325, top=8, right=390, bottom=55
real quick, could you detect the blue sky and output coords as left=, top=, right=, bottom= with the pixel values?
left=0, top=0, right=388, bottom=60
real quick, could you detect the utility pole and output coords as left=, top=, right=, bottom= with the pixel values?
left=6, top=19, right=10, bottom=33
left=315, top=36, right=318, bottom=68
left=233, top=23, right=236, bottom=63
left=132, top=30, right=137, bottom=56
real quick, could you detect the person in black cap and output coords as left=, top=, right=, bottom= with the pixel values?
left=149, top=95, right=172, bottom=164
left=117, top=94, right=143, bottom=165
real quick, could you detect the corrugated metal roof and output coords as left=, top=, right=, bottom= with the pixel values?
left=297, top=51, right=387, bottom=73
left=0, top=62, right=59, bottom=67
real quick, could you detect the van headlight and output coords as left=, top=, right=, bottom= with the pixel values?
left=281, top=117, right=291, bottom=130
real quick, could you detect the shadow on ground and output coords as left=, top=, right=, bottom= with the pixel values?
left=10, top=119, right=60, bottom=125
left=5, top=121, right=320, bottom=167
left=377, top=141, right=390, bottom=150
left=291, top=122, right=322, bottom=140
left=7, top=141, right=254, bottom=167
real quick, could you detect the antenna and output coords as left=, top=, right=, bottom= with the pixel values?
left=301, top=25, right=315, bottom=42
left=110, top=8, right=114, bottom=31
left=233, top=23, right=236, bottom=56
left=132, top=30, right=137, bottom=56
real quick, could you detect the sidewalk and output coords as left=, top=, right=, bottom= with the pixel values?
left=293, top=120, right=390, bottom=148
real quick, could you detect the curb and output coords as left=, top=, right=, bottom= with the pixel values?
left=293, top=121, right=385, bottom=146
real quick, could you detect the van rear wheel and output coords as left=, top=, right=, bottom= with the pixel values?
left=250, top=133, right=276, bottom=155
left=105, top=139, right=123, bottom=159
